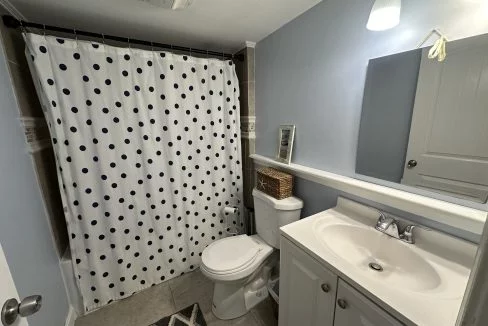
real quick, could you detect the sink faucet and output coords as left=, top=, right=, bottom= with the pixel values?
left=375, top=212, right=400, bottom=239
left=374, top=212, right=419, bottom=244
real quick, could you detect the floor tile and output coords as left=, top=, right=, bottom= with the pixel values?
left=168, top=269, right=214, bottom=314
left=74, top=269, right=277, bottom=326
left=75, top=282, right=175, bottom=326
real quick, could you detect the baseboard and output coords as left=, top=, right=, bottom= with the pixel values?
left=65, top=306, right=78, bottom=326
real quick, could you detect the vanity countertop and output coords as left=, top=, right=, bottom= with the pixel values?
left=280, top=197, right=478, bottom=326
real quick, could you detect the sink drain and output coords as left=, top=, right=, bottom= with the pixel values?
left=369, top=262, right=383, bottom=272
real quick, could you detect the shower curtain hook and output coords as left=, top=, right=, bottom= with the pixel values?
left=19, top=20, right=25, bottom=33
left=73, top=28, right=78, bottom=41
left=101, top=33, right=105, bottom=45
left=150, top=41, right=154, bottom=52
left=127, top=37, right=131, bottom=49
left=42, top=24, right=46, bottom=36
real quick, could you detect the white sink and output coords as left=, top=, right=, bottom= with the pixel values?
left=280, top=197, right=477, bottom=326
left=316, top=224, right=441, bottom=293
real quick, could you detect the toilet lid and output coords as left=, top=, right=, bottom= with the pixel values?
left=202, top=235, right=261, bottom=274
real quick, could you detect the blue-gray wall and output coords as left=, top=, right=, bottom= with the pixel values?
left=0, top=35, right=69, bottom=325
left=255, top=0, right=488, bottom=242
left=356, top=49, right=421, bottom=183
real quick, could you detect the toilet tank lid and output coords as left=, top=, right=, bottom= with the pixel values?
left=252, top=188, right=303, bottom=210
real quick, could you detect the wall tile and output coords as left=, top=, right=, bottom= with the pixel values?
left=239, top=81, right=249, bottom=116
left=246, top=47, right=255, bottom=82
left=246, top=81, right=255, bottom=116
left=234, top=48, right=246, bottom=82
left=32, top=148, right=69, bottom=256
left=7, top=60, right=44, bottom=117
left=0, top=23, right=27, bottom=66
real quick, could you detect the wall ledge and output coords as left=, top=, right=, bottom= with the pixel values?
left=251, top=154, right=487, bottom=235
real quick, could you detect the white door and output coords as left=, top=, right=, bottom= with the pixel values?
left=334, top=280, right=403, bottom=326
left=0, top=242, right=29, bottom=326
left=279, top=238, right=337, bottom=326
left=402, top=36, right=488, bottom=203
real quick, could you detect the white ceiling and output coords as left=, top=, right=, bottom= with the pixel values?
left=3, top=0, right=322, bottom=53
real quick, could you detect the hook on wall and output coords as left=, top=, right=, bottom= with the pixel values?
left=417, top=28, right=448, bottom=62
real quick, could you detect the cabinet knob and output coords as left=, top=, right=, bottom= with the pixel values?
left=321, top=283, right=330, bottom=293
left=337, top=299, right=348, bottom=310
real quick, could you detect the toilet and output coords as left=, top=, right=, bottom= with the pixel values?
left=201, top=188, right=303, bottom=320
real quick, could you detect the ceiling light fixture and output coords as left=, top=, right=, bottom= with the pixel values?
left=140, top=0, right=195, bottom=10
left=367, top=0, right=401, bottom=31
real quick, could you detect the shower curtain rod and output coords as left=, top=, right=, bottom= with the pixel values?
left=1, top=15, right=244, bottom=61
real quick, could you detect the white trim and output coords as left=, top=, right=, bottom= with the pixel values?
left=244, top=41, right=256, bottom=48
left=240, top=116, right=256, bottom=124
left=0, top=0, right=26, bottom=20
left=250, top=154, right=487, bottom=235
left=241, top=131, right=256, bottom=140
left=65, top=306, right=78, bottom=326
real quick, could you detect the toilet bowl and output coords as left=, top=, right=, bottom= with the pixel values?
left=201, top=188, right=303, bottom=320
left=201, top=234, right=276, bottom=319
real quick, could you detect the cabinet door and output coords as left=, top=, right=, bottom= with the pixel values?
left=279, top=237, right=337, bottom=326
left=334, top=280, right=404, bottom=326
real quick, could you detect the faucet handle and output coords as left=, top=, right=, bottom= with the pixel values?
left=400, top=225, right=417, bottom=244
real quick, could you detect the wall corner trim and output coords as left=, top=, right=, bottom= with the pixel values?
left=251, top=154, right=487, bottom=235
left=244, top=41, right=256, bottom=48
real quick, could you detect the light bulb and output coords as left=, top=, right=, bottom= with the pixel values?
left=367, top=0, right=401, bottom=31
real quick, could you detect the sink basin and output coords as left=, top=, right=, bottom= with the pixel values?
left=316, top=224, right=441, bottom=293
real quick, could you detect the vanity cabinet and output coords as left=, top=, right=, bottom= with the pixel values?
left=279, top=236, right=337, bottom=326
left=334, top=280, right=403, bottom=326
left=279, top=237, right=404, bottom=326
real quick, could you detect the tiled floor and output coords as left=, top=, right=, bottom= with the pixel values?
left=75, top=269, right=278, bottom=326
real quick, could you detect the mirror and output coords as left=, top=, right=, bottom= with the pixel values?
left=356, top=34, right=488, bottom=207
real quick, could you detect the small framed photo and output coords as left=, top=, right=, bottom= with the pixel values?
left=276, top=125, right=296, bottom=164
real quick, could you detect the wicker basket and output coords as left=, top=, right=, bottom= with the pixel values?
left=256, top=167, right=293, bottom=199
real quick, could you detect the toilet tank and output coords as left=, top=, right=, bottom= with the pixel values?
left=252, top=188, right=303, bottom=248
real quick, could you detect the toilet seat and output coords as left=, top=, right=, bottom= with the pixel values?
left=201, top=235, right=273, bottom=281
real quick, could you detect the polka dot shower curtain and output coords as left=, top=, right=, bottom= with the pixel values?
left=24, top=33, right=243, bottom=311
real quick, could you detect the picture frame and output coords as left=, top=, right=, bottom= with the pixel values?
left=276, top=125, right=296, bottom=164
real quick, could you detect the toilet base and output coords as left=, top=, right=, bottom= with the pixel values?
left=210, top=253, right=277, bottom=320
left=212, top=281, right=269, bottom=320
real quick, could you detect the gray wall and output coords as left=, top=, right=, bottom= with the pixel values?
left=356, top=49, right=421, bottom=183
left=0, top=32, right=69, bottom=326
left=255, top=0, right=488, bottom=241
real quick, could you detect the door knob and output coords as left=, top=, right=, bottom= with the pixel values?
left=1, top=295, right=42, bottom=326
left=407, top=160, right=418, bottom=168
left=337, top=298, right=348, bottom=309
left=321, top=283, right=330, bottom=293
